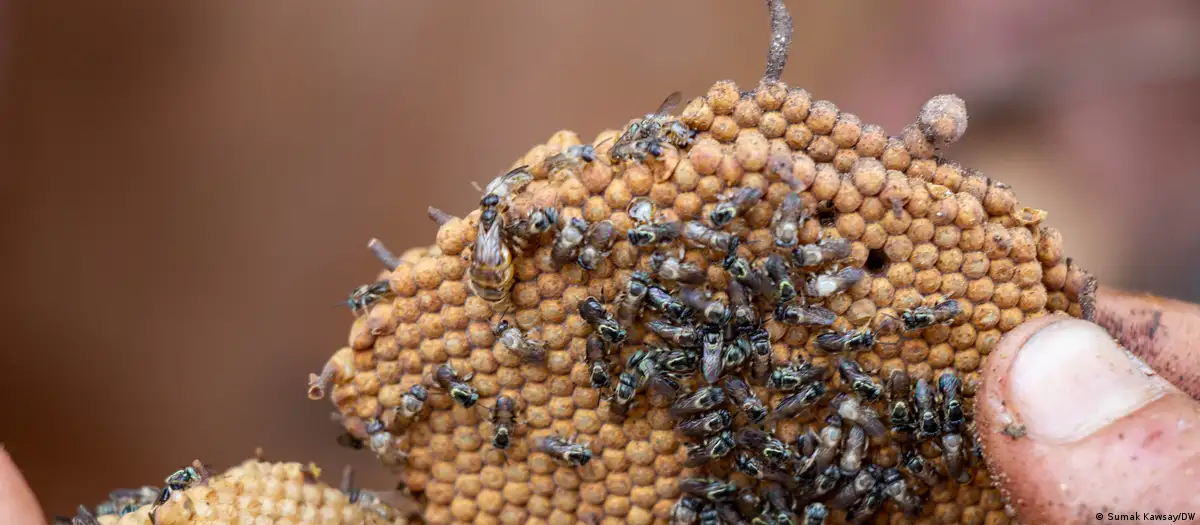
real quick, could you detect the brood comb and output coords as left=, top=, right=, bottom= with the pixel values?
left=308, top=2, right=1098, bottom=524
left=55, top=456, right=418, bottom=525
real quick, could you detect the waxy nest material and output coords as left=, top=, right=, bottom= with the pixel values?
left=77, top=460, right=415, bottom=525
left=312, top=78, right=1097, bottom=525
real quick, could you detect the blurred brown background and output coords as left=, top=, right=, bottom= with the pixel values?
left=1, top=0, right=1198, bottom=518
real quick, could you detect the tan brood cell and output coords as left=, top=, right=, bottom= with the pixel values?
left=311, top=78, right=1095, bottom=525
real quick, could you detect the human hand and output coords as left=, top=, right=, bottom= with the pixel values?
left=978, top=289, right=1200, bottom=523
left=0, top=446, right=44, bottom=525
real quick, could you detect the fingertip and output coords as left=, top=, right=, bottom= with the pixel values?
left=0, top=446, right=45, bottom=525
left=979, top=317, right=1200, bottom=524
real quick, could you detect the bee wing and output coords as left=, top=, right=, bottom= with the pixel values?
left=646, top=374, right=680, bottom=398
left=653, top=91, right=683, bottom=117
left=804, top=306, right=838, bottom=326
left=701, top=341, right=724, bottom=384
left=472, top=219, right=509, bottom=266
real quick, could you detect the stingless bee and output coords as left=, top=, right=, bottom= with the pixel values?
left=642, top=277, right=693, bottom=322
left=57, top=507, right=101, bottom=525
left=679, top=287, right=729, bottom=325
left=724, top=255, right=776, bottom=300
left=683, top=430, right=736, bottom=467
left=802, top=502, right=829, bottom=525
left=676, top=410, right=734, bottom=438
left=913, top=377, right=941, bottom=440
left=645, top=319, right=700, bottom=347
left=709, top=186, right=764, bottom=227
left=430, top=363, right=479, bottom=408
left=830, top=393, right=887, bottom=437
left=578, top=296, right=627, bottom=344
left=813, top=326, right=882, bottom=353
left=901, top=451, right=941, bottom=487
left=628, top=220, right=683, bottom=247
left=838, top=425, right=868, bottom=474
left=805, top=266, right=866, bottom=298
left=746, top=328, right=773, bottom=384
left=774, top=303, right=837, bottom=327
left=836, top=358, right=882, bottom=402
left=678, top=478, right=737, bottom=502
left=683, top=221, right=741, bottom=254
left=763, top=253, right=797, bottom=304
left=534, top=434, right=593, bottom=467
left=469, top=194, right=515, bottom=306
left=611, top=350, right=650, bottom=415
left=478, top=165, right=533, bottom=203
left=154, top=461, right=211, bottom=507
left=700, top=326, right=724, bottom=384
left=766, top=361, right=825, bottom=391
left=610, top=91, right=686, bottom=163
left=828, top=466, right=875, bottom=510
left=96, top=487, right=159, bottom=517
left=897, top=298, right=962, bottom=331
left=655, top=347, right=699, bottom=375
left=638, top=348, right=683, bottom=399
left=772, top=192, right=806, bottom=249
left=669, top=386, right=726, bottom=419
left=940, top=433, right=969, bottom=483
left=736, top=428, right=792, bottom=465
left=650, top=250, right=707, bottom=286
left=615, top=272, right=649, bottom=326
left=584, top=333, right=611, bottom=389
left=721, top=341, right=750, bottom=373
left=767, top=381, right=826, bottom=422
left=886, top=369, right=915, bottom=434
left=722, top=376, right=767, bottom=424
left=670, top=496, right=705, bottom=525
left=812, top=422, right=843, bottom=471
left=493, top=320, right=547, bottom=364
left=345, top=281, right=392, bottom=316
left=881, top=468, right=922, bottom=515
left=578, top=220, right=618, bottom=270
left=506, top=207, right=559, bottom=254
left=551, top=217, right=590, bottom=266
left=481, top=395, right=522, bottom=452
left=727, top=281, right=758, bottom=335
left=791, top=237, right=853, bottom=268
left=384, top=384, right=429, bottom=429
left=541, top=141, right=606, bottom=174
left=939, top=371, right=965, bottom=433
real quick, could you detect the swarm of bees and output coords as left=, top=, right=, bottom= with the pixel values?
left=411, top=99, right=990, bottom=522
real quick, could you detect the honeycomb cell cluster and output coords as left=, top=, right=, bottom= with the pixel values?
left=57, top=459, right=416, bottom=525
left=308, top=77, right=1097, bottom=525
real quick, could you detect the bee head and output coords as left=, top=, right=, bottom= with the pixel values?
left=451, top=387, right=479, bottom=408
left=709, top=206, right=736, bottom=228
left=492, top=320, right=511, bottom=336
left=598, top=323, right=627, bottom=344
left=627, top=228, right=655, bottom=246
left=645, top=140, right=664, bottom=158
left=746, top=405, right=768, bottom=424
left=778, top=282, right=796, bottom=303
left=566, top=447, right=592, bottom=465
left=408, top=384, right=428, bottom=400
left=589, top=366, right=610, bottom=389
left=492, top=429, right=510, bottom=449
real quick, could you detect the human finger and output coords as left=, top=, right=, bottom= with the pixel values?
left=1095, top=287, right=1200, bottom=399
left=976, top=315, right=1200, bottom=524
left=0, top=445, right=46, bottom=525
